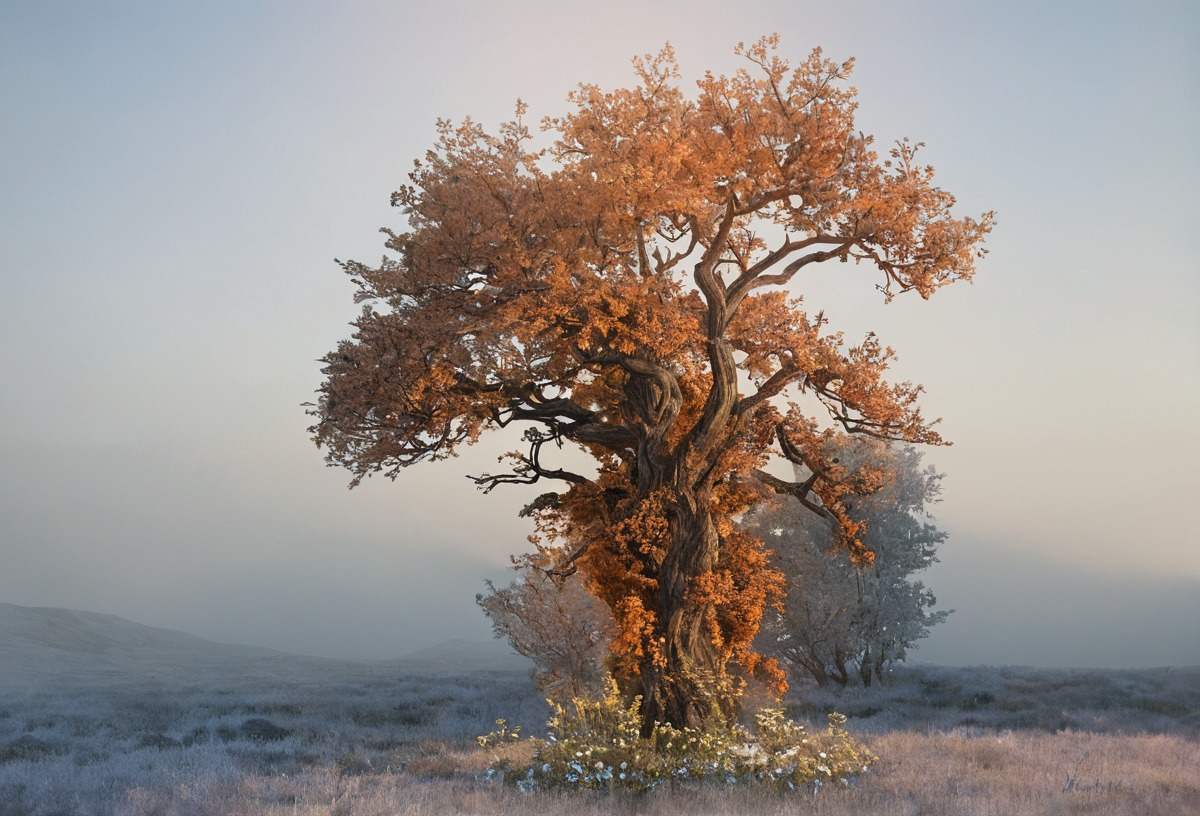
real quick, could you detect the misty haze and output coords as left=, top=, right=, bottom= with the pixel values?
left=2, top=1, right=1198, bottom=814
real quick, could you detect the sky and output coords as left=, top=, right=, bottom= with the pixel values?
left=1, top=0, right=1197, bottom=667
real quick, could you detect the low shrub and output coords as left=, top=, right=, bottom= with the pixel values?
left=0, top=735, right=57, bottom=763
left=480, top=678, right=876, bottom=794
left=135, top=732, right=182, bottom=750
left=239, top=718, right=290, bottom=742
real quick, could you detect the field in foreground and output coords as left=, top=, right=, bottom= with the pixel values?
left=1, top=606, right=1197, bottom=815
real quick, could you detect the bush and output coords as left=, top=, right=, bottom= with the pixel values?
left=0, top=735, right=57, bottom=763
left=239, top=718, right=290, bottom=742
left=480, top=678, right=876, bottom=793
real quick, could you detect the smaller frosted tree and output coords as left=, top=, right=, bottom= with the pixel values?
left=745, top=440, right=950, bottom=687
left=477, top=551, right=614, bottom=699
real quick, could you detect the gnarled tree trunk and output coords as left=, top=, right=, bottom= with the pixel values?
left=637, top=491, right=725, bottom=734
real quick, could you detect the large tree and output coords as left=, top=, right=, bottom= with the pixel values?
left=311, top=36, right=993, bottom=731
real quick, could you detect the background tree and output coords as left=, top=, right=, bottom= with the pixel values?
left=477, top=551, right=613, bottom=700
left=745, top=440, right=951, bottom=687
left=311, top=35, right=993, bottom=731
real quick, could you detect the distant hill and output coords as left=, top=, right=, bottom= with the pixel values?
left=0, top=602, right=302, bottom=691
left=0, top=602, right=280, bottom=659
left=0, top=602, right=530, bottom=692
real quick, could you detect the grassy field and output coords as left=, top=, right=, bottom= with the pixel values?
left=1, top=656, right=1197, bottom=815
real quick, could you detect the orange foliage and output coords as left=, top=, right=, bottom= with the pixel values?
left=312, top=36, right=992, bottom=727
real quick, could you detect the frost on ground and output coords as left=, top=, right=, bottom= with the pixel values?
left=0, top=604, right=1197, bottom=815
left=1, top=663, right=1197, bottom=815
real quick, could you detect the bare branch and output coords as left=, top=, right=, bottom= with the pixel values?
left=470, top=427, right=590, bottom=493
left=742, top=242, right=853, bottom=293
left=651, top=219, right=700, bottom=275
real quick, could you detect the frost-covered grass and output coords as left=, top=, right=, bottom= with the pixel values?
left=0, top=663, right=547, bottom=815
left=782, top=663, right=1200, bottom=736
left=0, top=662, right=1197, bottom=815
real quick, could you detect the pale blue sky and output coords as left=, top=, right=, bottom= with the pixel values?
left=1, top=1, right=1197, bottom=666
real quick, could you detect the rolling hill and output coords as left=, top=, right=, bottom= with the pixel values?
left=0, top=602, right=529, bottom=691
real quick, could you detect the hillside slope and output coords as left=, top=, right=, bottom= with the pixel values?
left=0, top=602, right=529, bottom=691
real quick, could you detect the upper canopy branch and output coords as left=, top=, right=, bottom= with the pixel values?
left=724, top=235, right=855, bottom=314
left=650, top=217, right=701, bottom=276
left=736, top=362, right=804, bottom=416
left=693, top=191, right=741, bottom=330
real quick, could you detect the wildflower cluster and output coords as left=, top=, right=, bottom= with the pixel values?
left=475, top=719, right=522, bottom=750
left=480, top=679, right=876, bottom=793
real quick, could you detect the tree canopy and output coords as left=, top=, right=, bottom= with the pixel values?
left=311, top=36, right=993, bottom=731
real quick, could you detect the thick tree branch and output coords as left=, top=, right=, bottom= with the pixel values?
left=636, top=222, right=653, bottom=278
left=740, top=241, right=854, bottom=295
left=574, top=349, right=683, bottom=438
left=724, top=234, right=848, bottom=310
left=737, top=363, right=804, bottom=416
left=681, top=193, right=743, bottom=477
left=693, top=192, right=740, bottom=333
left=651, top=219, right=700, bottom=275
left=754, top=469, right=833, bottom=521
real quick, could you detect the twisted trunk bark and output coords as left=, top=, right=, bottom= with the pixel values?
left=635, top=486, right=731, bottom=734
left=615, top=365, right=729, bottom=733
left=617, top=228, right=746, bottom=732
left=609, top=362, right=724, bottom=733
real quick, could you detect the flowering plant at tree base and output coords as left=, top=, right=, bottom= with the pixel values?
left=311, top=34, right=993, bottom=732
left=478, top=679, right=876, bottom=793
